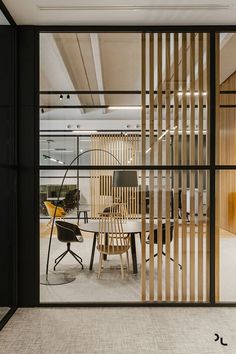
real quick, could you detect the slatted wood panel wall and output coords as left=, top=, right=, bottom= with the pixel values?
left=90, top=134, right=140, bottom=218
left=141, top=33, right=210, bottom=303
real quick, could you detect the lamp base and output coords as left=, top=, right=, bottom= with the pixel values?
left=40, top=272, right=76, bottom=285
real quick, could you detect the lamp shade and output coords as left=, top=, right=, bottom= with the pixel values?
left=113, top=170, right=138, bottom=188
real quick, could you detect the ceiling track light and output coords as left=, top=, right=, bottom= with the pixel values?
left=43, top=154, right=65, bottom=165
left=59, top=94, right=63, bottom=100
left=67, top=94, right=70, bottom=100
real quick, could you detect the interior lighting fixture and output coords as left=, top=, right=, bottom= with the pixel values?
left=43, top=154, right=65, bottom=165
left=158, top=130, right=169, bottom=140
left=177, top=91, right=207, bottom=96
left=108, top=106, right=142, bottom=110
left=72, top=130, right=98, bottom=134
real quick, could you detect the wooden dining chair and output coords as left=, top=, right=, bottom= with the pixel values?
left=103, top=203, right=128, bottom=220
left=97, top=212, right=130, bottom=279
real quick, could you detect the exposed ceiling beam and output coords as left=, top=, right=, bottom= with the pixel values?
left=90, top=33, right=107, bottom=114
left=53, top=34, right=85, bottom=114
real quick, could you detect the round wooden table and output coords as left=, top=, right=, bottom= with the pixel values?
left=80, top=220, right=157, bottom=274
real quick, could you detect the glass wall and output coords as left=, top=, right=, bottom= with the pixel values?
left=216, top=32, right=236, bottom=302
left=39, top=32, right=211, bottom=304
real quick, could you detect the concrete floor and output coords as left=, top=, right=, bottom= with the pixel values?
left=0, top=307, right=235, bottom=353
left=40, top=220, right=236, bottom=303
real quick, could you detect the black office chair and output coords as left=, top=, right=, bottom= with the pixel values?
left=146, top=222, right=182, bottom=270
left=54, top=221, right=84, bottom=271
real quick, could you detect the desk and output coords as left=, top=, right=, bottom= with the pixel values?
left=80, top=220, right=157, bottom=274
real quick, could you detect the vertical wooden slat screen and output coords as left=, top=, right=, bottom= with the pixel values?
left=206, top=34, right=211, bottom=302
left=198, top=33, right=204, bottom=302
left=165, top=33, right=171, bottom=301
left=90, top=134, right=140, bottom=218
left=190, top=33, right=196, bottom=302
left=173, top=33, right=179, bottom=302
left=84, top=31, right=214, bottom=303
left=157, top=33, right=163, bottom=302
left=141, top=33, right=146, bottom=301
left=149, top=33, right=155, bottom=301
left=181, top=33, right=187, bottom=302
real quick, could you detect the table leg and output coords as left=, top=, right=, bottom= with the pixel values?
left=103, top=233, right=108, bottom=260
left=130, top=233, right=138, bottom=274
left=89, top=232, right=97, bottom=271
left=77, top=211, right=80, bottom=223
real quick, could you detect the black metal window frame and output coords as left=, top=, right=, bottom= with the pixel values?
left=35, top=25, right=236, bottom=307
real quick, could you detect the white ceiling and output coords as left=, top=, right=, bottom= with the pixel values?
left=3, top=0, right=236, bottom=25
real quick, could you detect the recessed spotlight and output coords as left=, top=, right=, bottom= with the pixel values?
left=80, top=149, right=83, bottom=153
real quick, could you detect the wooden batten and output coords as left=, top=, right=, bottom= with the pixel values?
left=157, top=33, right=163, bottom=302
left=190, top=33, right=196, bottom=302
left=181, top=33, right=187, bottom=302
left=165, top=33, right=171, bottom=302
left=198, top=33, right=204, bottom=302
left=173, top=33, right=179, bottom=302
left=149, top=33, right=155, bottom=301
left=141, top=33, right=147, bottom=302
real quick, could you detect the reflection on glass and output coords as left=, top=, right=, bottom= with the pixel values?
left=217, top=170, right=236, bottom=302
left=218, top=33, right=236, bottom=165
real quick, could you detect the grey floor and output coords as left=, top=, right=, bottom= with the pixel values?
left=40, top=222, right=236, bottom=303
left=0, top=307, right=235, bottom=353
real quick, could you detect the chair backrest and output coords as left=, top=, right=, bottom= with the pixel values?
left=55, top=220, right=81, bottom=243
left=152, top=222, right=174, bottom=245
left=44, top=201, right=56, bottom=217
left=103, top=203, right=127, bottom=220
left=44, top=201, right=65, bottom=218
left=97, top=212, right=129, bottom=254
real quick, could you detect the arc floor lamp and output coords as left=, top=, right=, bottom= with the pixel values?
left=40, top=148, right=138, bottom=285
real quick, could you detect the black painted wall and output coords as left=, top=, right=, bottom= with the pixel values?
left=18, top=26, right=39, bottom=306
left=0, top=26, right=17, bottom=307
